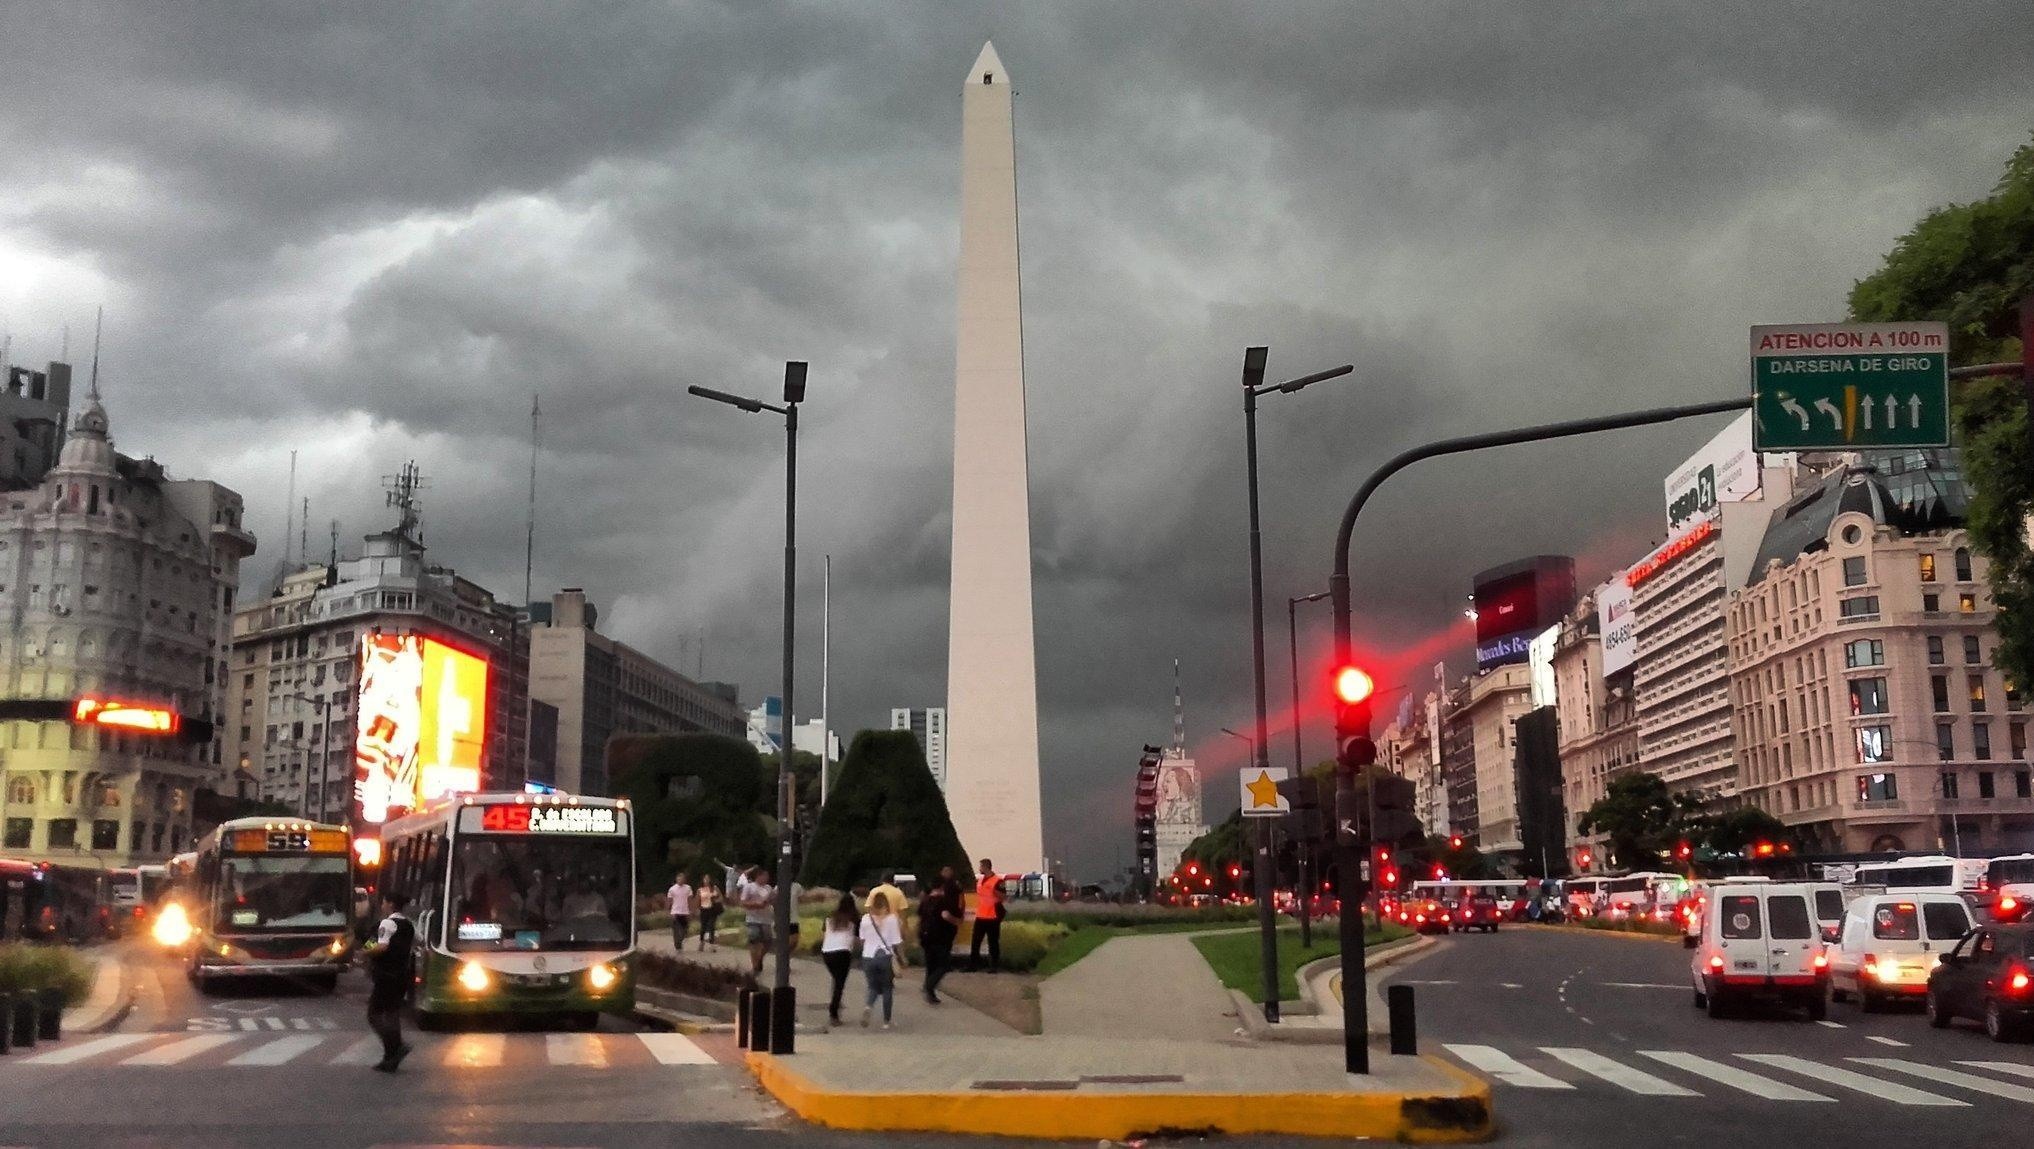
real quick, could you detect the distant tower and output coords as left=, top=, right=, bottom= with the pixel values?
left=944, top=41, right=1044, bottom=873
left=1155, top=660, right=1206, bottom=878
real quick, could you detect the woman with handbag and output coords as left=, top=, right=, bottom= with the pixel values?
left=858, top=890, right=908, bottom=1029
left=820, top=893, right=859, bottom=1026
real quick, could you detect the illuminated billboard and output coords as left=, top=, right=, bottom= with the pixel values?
left=354, top=634, right=489, bottom=825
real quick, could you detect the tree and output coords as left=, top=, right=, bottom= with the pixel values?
left=799, top=730, right=967, bottom=890
left=1181, top=810, right=1245, bottom=877
left=1700, top=806, right=1791, bottom=857
left=1575, top=773, right=1705, bottom=870
left=1850, top=134, right=2034, bottom=690
left=608, top=733, right=772, bottom=891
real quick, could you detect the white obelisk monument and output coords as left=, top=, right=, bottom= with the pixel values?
left=944, top=41, right=1044, bottom=874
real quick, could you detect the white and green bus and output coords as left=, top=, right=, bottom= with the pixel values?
left=378, top=792, right=636, bottom=1029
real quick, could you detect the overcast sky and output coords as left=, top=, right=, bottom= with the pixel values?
left=4, top=3, right=2030, bottom=878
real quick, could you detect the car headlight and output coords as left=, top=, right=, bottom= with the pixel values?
left=457, top=961, right=492, bottom=992
left=588, top=962, right=617, bottom=991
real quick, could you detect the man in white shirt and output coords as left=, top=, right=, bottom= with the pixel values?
left=741, top=867, right=776, bottom=976
left=666, top=873, right=694, bottom=951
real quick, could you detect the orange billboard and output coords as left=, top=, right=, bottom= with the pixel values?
left=353, top=634, right=489, bottom=825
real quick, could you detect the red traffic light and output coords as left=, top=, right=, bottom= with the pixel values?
left=1381, top=868, right=1399, bottom=886
left=1754, top=841, right=1775, bottom=857
left=1674, top=841, right=1692, bottom=860
left=1448, top=834, right=1464, bottom=850
left=1432, top=864, right=1447, bottom=880
left=1332, top=666, right=1376, bottom=705
left=1186, top=862, right=1200, bottom=876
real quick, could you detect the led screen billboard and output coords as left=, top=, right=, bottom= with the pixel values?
left=354, top=634, right=489, bottom=825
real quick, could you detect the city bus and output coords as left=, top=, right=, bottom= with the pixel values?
left=1604, top=872, right=1688, bottom=920
left=0, top=858, right=117, bottom=942
left=109, top=864, right=170, bottom=934
left=1980, top=854, right=2034, bottom=921
left=1564, top=875, right=1616, bottom=916
left=378, top=792, right=635, bottom=1030
left=1845, top=855, right=1986, bottom=895
left=183, top=818, right=356, bottom=992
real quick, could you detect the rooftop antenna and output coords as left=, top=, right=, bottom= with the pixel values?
left=524, top=393, right=540, bottom=608
left=300, top=497, right=309, bottom=567
left=327, top=519, right=340, bottom=587
left=1171, top=659, right=1187, bottom=758
left=382, top=460, right=428, bottom=545
left=88, top=306, right=103, bottom=401
left=284, top=450, right=297, bottom=568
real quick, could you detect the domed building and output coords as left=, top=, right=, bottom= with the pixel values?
left=0, top=391, right=254, bottom=864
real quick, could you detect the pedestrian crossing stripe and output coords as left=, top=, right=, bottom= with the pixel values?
left=1442, top=1044, right=2034, bottom=1107
left=5, top=1031, right=718, bottom=1070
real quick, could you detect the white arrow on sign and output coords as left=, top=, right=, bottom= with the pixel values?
left=1779, top=397, right=1810, bottom=430
left=1813, top=397, right=1843, bottom=429
left=1908, top=394, right=1923, bottom=425
left=1861, top=399, right=1875, bottom=430
left=1883, top=395, right=1897, bottom=428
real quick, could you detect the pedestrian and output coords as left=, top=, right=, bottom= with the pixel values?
left=867, top=871, right=907, bottom=925
left=820, top=893, right=859, bottom=1025
left=666, top=871, right=694, bottom=952
left=741, top=867, right=776, bottom=977
left=361, top=891, right=415, bottom=1073
left=697, top=876, right=723, bottom=950
left=918, top=869, right=962, bottom=1004
left=858, top=890, right=907, bottom=1029
left=968, top=858, right=1005, bottom=972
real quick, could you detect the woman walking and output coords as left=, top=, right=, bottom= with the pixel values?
left=858, top=890, right=907, bottom=1029
left=696, top=876, right=723, bottom=951
left=820, top=894, right=859, bottom=1026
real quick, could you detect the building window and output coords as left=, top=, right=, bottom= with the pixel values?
left=1955, top=547, right=1973, bottom=581
left=1971, top=676, right=1988, bottom=712
left=1960, top=593, right=1978, bottom=613
left=1924, top=592, right=1942, bottom=613
left=2014, top=722, right=2028, bottom=761
left=2019, top=770, right=2032, bottom=800
left=1919, top=553, right=1937, bottom=582
left=1933, top=675, right=1952, bottom=713
left=1858, top=772, right=1898, bottom=802
left=1843, top=556, right=1868, bottom=587
left=1848, top=677, right=1890, bottom=716
left=1975, top=724, right=1993, bottom=762
left=1979, top=770, right=1996, bottom=799
left=1965, top=635, right=1983, bottom=665
left=91, top=819, right=119, bottom=851
left=5, top=776, right=31, bottom=804
left=1845, top=639, right=1884, bottom=668
left=47, top=818, right=77, bottom=849
left=1938, top=722, right=1956, bottom=761
left=1941, top=771, right=1960, bottom=799
left=1857, top=725, right=1892, bottom=764
left=1839, top=596, right=1880, bottom=620
left=1928, top=635, right=1946, bottom=665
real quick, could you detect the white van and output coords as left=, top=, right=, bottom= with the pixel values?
left=1690, top=882, right=1829, bottom=1020
left=1826, top=892, right=1975, bottom=1011
left=1678, top=878, right=1841, bottom=949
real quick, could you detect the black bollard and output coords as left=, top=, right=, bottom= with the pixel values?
left=10, top=995, right=37, bottom=1049
left=736, top=986, right=755, bottom=1049
left=769, top=984, right=796, bottom=1055
left=36, top=989, right=62, bottom=1041
left=750, top=989, right=773, bottom=1052
left=1387, top=984, right=1417, bottom=1055
left=0, top=993, right=12, bottom=1054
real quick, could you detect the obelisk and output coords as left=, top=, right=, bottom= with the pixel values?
left=944, top=41, right=1044, bottom=874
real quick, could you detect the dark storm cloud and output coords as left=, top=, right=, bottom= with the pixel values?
left=3, top=1, right=2029, bottom=878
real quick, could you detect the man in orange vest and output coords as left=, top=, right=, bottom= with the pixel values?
left=968, top=858, right=1005, bottom=972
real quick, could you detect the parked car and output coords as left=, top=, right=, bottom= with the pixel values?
left=1690, top=881, right=1828, bottom=1020
left=1827, top=892, right=1973, bottom=1011
left=1926, top=923, right=2034, bottom=1041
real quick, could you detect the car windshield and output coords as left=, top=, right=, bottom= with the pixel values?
left=448, top=836, right=632, bottom=952
left=1872, top=902, right=1920, bottom=940
left=215, top=856, right=350, bottom=931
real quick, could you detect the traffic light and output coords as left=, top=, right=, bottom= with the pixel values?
left=1370, top=773, right=1421, bottom=845
left=1227, top=863, right=1242, bottom=880
left=1674, top=840, right=1693, bottom=862
left=1331, top=663, right=1378, bottom=777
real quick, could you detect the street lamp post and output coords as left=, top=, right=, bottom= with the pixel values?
left=1241, top=347, right=1352, bottom=1024
left=689, top=361, right=807, bottom=1056
left=1288, top=590, right=1330, bottom=948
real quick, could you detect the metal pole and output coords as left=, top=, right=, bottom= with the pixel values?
left=1289, top=595, right=1311, bottom=950
left=776, top=397, right=797, bottom=999
left=820, top=554, right=831, bottom=808
left=1326, top=393, right=1751, bottom=1075
left=317, top=693, right=333, bottom=824
left=1241, top=348, right=1280, bottom=1024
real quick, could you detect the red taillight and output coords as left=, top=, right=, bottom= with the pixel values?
left=2010, top=970, right=2031, bottom=994
left=1813, top=952, right=1829, bottom=970
left=1414, top=914, right=1426, bottom=923
left=1862, top=954, right=1879, bottom=979
left=1708, top=954, right=1724, bottom=971
left=133, top=906, right=145, bottom=918
left=2001, top=895, right=2019, bottom=913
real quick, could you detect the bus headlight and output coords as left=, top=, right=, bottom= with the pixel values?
left=328, top=937, right=348, bottom=957
left=587, top=963, right=617, bottom=992
left=152, top=903, right=192, bottom=947
left=457, top=961, right=492, bottom=992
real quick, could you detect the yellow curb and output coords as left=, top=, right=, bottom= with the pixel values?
left=1535, top=924, right=1680, bottom=944
left=745, top=1049, right=1493, bottom=1142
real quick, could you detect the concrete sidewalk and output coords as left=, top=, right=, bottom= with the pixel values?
left=748, top=1031, right=1491, bottom=1141
left=1038, top=930, right=1242, bottom=1042
left=62, top=943, right=133, bottom=1034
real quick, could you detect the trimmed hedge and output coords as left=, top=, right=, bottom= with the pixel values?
left=0, top=944, right=94, bottom=1007
left=636, top=951, right=751, bottom=1001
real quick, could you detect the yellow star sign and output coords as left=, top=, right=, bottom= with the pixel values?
left=1245, top=769, right=1282, bottom=810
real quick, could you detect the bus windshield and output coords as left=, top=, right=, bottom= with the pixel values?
left=1989, top=858, right=2034, bottom=886
left=215, top=856, right=350, bottom=930
left=449, top=836, right=631, bottom=952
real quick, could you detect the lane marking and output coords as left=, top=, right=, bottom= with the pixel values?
left=1738, top=1054, right=1966, bottom=1107
left=1443, top=1043, right=1573, bottom=1089
left=546, top=1033, right=607, bottom=1067
left=124, top=1034, right=241, bottom=1066
left=331, top=1036, right=383, bottom=1065
left=226, top=1035, right=325, bottom=1066
left=19, top=1034, right=156, bottom=1065
left=1637, top=1051, right=1833, bottom=1102
left=1600, top=982, right=1685, bottom=990
left=1956, top=1061, right=2034, bottom=1082
left=1815, top=1020, right=1845, bottom=1029
left=636, top=1033, right=716, bottom=1065
left=442, top=1033, right=504, bottom=1068
left=1865, top=1036, right=1909, bottom=1048
left=1500, top=982, right=1523, bottom=989
left=1854, top=1058, right=2034, bottom=1103
left=1542, top=1047, right=1698, bottom=1096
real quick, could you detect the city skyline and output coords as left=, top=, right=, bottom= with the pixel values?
left=4, top=5, right=2030, bottom=877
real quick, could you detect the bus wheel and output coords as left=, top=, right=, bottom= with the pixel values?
left=415, top=1010, right=446, bottom=1032
left=313, top=974, right=339, bottom=995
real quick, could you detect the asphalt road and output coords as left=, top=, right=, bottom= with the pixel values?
left=1378, top=925, right=2034, bottom=1148
left=0, top=944, right=997, bottom=1149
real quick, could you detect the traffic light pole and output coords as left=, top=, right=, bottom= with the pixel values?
left=1325, top=394, right=1749, bottom=1075
left=1241, top=358, right=1281, bottom=1023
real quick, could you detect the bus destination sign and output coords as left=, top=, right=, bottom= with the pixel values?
left=231, top=828, right=349, bottom=853
left=468, top=804, right=623, bottom=835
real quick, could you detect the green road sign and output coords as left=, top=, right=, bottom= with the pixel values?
left=1751, top=322, right=1949, bottom=451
